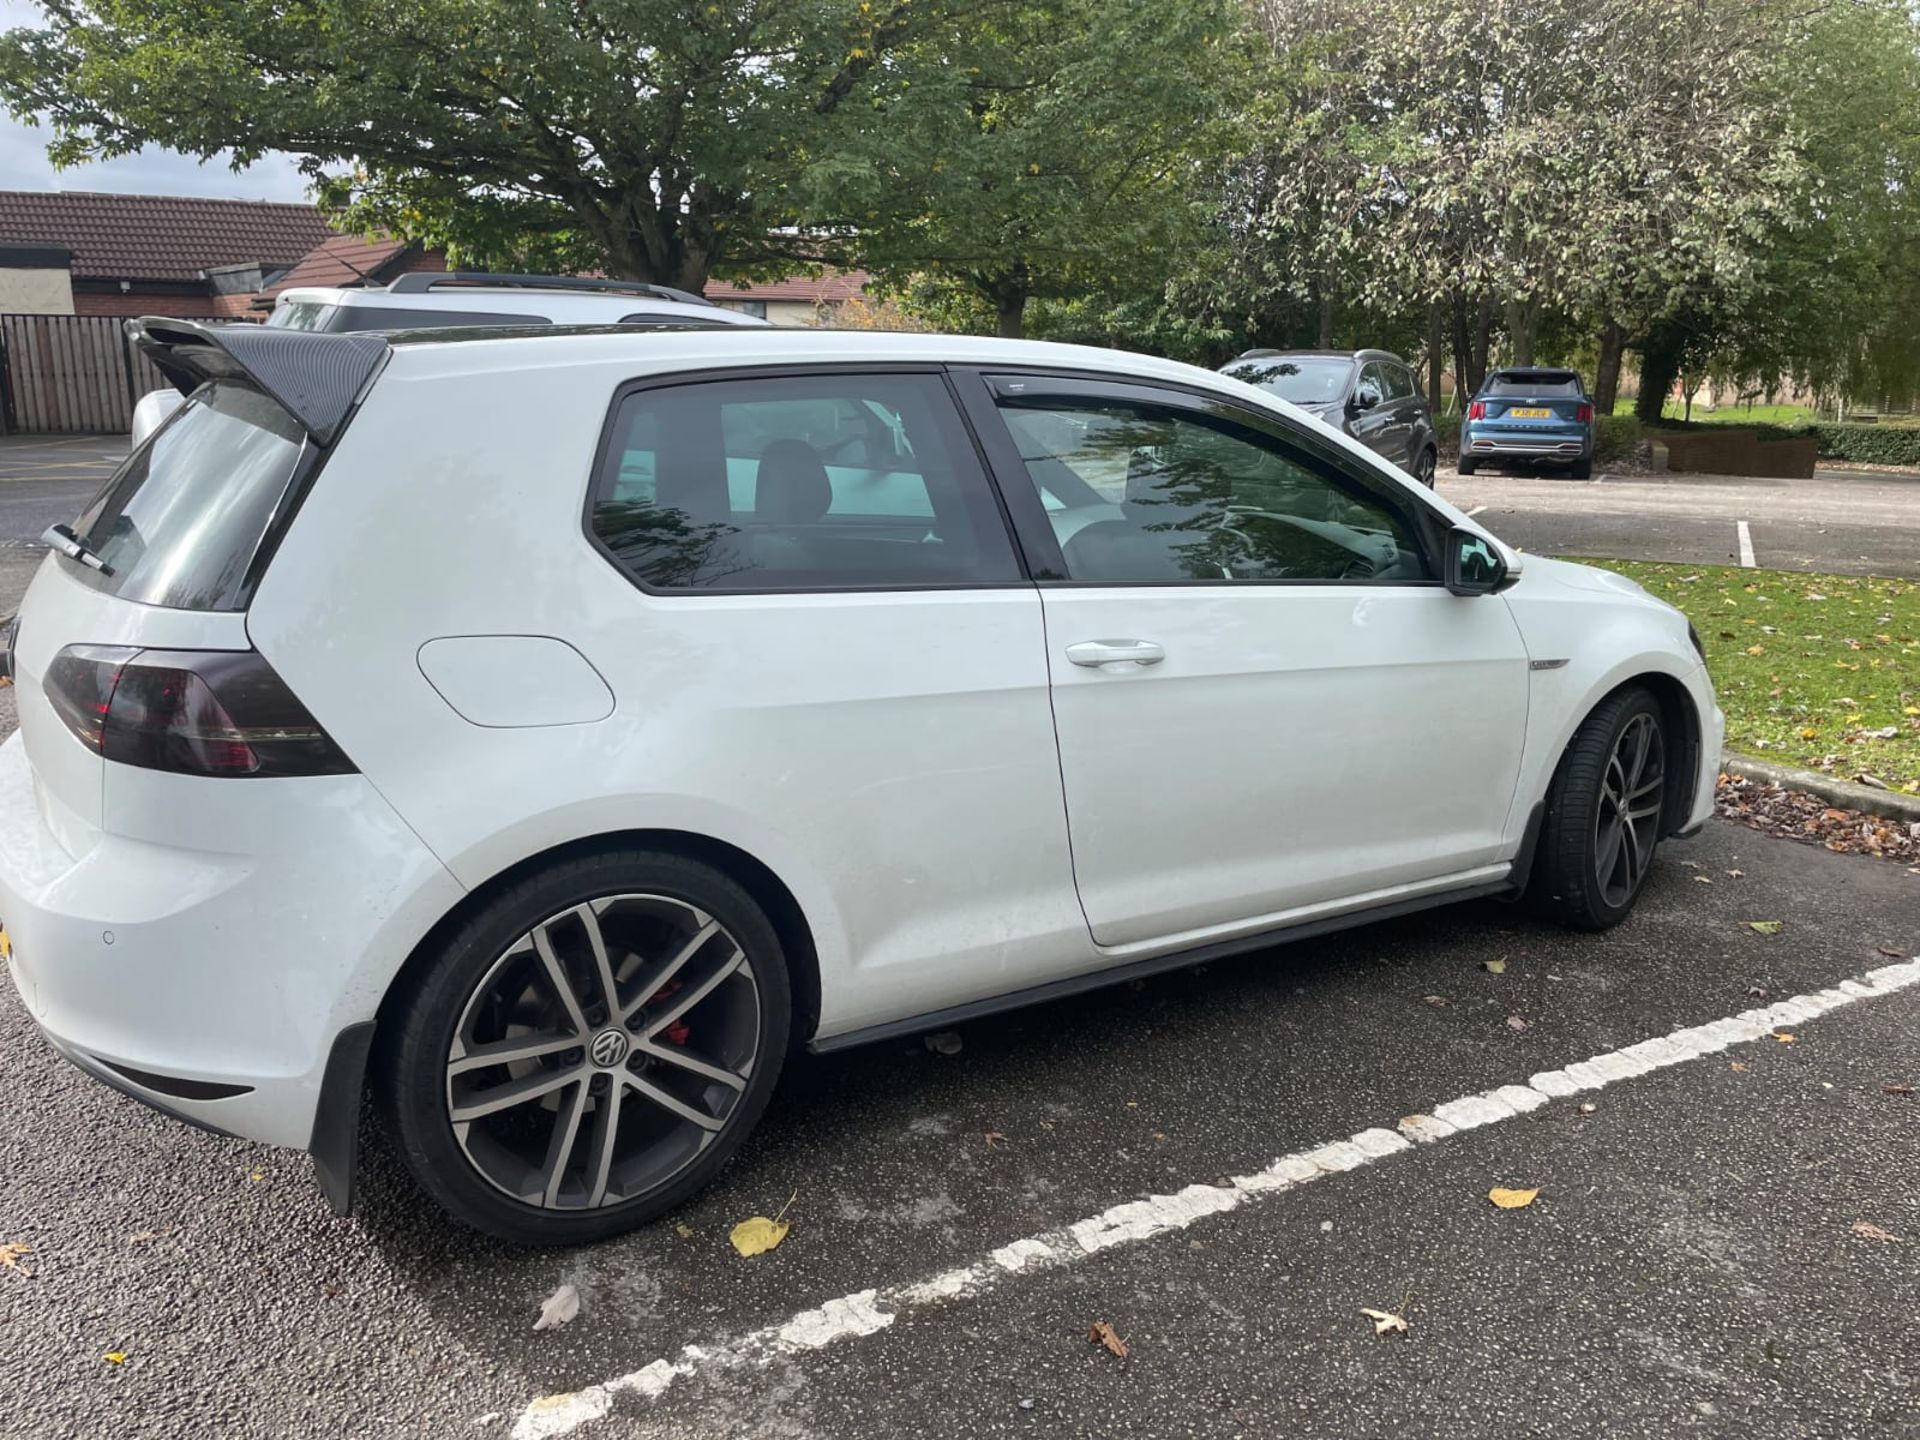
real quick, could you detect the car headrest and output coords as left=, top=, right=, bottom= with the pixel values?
left=755, top=439, right=832, bottom=525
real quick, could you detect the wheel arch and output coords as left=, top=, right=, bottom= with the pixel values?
left=1548, top=669, right=1702, bottom=841
left=372, top=828, right=824, bottom=1052
left=308, top=827, right=824, bottom=1216
left=1630, top=670, right=1704, bottom=838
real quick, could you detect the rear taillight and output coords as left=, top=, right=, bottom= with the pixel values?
left=1575, top=403, right=1594, bottom=423
left=1467, top=401, right=1486, bottom=420
left=42, top=646, right=355, bottom=778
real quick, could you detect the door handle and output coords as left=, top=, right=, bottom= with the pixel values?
left=1066, top=639, right=1166, bottom=669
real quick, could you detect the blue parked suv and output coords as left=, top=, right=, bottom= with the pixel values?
left=1459, top=368, right=1595, bottom=479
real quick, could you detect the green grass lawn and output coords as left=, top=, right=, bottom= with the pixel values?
left=1609, top=400, right=1825, bottom=427
left=1574, top=560, right=1920, bottom=792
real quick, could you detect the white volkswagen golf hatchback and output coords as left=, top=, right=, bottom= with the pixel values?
left=0, top=320, right=1721, bottom=1244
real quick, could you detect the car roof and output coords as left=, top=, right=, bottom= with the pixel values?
left=1228, top=348, right=1403, bottom=365
left=272, top=283, right=769, bottom=327
left=1487, top=367, right=1581, bottom=382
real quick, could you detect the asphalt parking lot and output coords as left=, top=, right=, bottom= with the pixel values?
left=1439, top=463, right=1920, bottom=578
left=1, top=435, right=1917, bottom=1439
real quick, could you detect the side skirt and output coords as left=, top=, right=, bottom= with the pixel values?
left=810, top=876, right=1515, bottom=1055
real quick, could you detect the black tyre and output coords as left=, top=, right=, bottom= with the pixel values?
left=1570, top=458, right=1593, bottom=479
left=1526, top=687, right=1668, bottom=931
left=1457, top=456, right=1478, bottom=476
left=1414, top=447, right=1438, bottom=487
left=380, top=849, right=790, bottom=1245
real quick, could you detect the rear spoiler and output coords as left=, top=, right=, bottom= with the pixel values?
left=127, top=317, right=387, bottom=446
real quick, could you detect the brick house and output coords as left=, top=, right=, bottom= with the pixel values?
left=0, top=190, right=330, bottom=317
left=252, top=232, right=451, bottom=310
left=704, top=269, right=874, bottom=325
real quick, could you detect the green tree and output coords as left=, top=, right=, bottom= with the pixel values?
left=0, top=0, right=942, bottom=287
left=1240, top=0, right=1797, bottom=407
left=814, top=0, right=1246, bottom=337
left=1688, top=0, right=1920, bottom=414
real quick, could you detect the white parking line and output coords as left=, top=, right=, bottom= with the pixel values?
left=1466, top=505, right=1488, bottom=518
left=512, top=957, right=1920, bottom=1440
left=1737, top=519, right=1757, bottom=568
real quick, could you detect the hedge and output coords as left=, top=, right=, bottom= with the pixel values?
left=1593, top=415, right=1642, bottom=463
left=1805, top=422, right=1920, bottom=466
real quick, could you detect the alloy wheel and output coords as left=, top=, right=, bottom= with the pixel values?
left=1593, top=712, right=1664, bottom=908
left=1417, top=450, right=1437, bottom=487
left=444, top=894, right=760, bottom=1210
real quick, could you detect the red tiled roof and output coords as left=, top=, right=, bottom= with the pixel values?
left=704, top=269, right=871, bottom=304
left=0, top=190, right=331, bottom=282
left=263, top=233, right=425, bottom=297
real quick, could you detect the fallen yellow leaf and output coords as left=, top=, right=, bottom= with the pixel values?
left=102, top=1352, right=127, bottom=1365
left=729, top=1215, right=791, bottom=1257
left=1088, top=1320, right=1130, bottom=1358
left=1774, top=1031, right=1796, bottom=1043
left=1747, top=920, right=1784, bottom=935
left=1730, top=1061, right=1748, bottom=1072
left=0, top=1241, right=33, bottom=1277
left=730, top=1189, right=798, bottom=1258
left=1360, top=1307, right=1409, bottom=1336
left=1488, top=1187, right=1539, bottom=1210
left=1851, top=1219, right=1902, bottom=1243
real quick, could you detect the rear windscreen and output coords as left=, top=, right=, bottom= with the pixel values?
left=66, top=381, right=306, bottom=611
left=1486, top=373, right=1581, bottom=396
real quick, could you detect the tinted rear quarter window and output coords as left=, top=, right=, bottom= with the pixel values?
left=69, top=382, right=306, bottom=611
left=589, top=373, right=1019, bottom=592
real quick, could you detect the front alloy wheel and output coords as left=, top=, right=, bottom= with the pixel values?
left=1592, top=712, right=1664, bottom=910
left=384, top=851, right=789, bottom=1244
left=1527, top=686, right=1669, bottom=930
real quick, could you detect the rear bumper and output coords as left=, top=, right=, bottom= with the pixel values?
left=1464, top=427, right=1592, bottom=460
left=0, top=731, right=462, bottom=1154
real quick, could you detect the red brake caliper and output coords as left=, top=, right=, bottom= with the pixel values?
left=647, top=978, right=691, bottom=1046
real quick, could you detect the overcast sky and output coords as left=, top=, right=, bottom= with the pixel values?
left=0, top=0, right=309, bottom=201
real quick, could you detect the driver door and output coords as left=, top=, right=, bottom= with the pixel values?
left=962, top=371, right=1531, bottom=949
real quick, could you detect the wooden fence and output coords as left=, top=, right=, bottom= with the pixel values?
left=0, top=313, right=173, bottom=435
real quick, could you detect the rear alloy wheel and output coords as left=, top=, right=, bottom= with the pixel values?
left=382, top=851, right=789, bottom=1244
left=1414, top=447, right=1438, bottom=487
left=1527, top=687, right=1668, bottom=930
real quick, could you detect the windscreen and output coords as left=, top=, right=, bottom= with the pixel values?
left=66, top=382, right=306, bottom=611
left=1223, top=357, right=1355, bottom=406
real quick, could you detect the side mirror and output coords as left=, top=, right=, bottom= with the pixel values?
left=1443, top=526, right=1509, bottom=596
left=1350, top=387, right=1380, bottom=413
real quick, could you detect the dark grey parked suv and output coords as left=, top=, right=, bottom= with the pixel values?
left=1221, top=349, right=1439, bottom=487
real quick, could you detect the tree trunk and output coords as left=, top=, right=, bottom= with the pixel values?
left=1450, top=292, right=1493, bottom=398
left=1634, top=320, right=1687, bottom=425
left=1593, top=322, right=1626, bottom=415
left=995, top=290, right=1027, bottom=339
left=1426, top=303, right=1445, bottom=412
left=1504, top=298, right=1539, bottom=368
left=1316, top=292, right=1335, bottom=348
